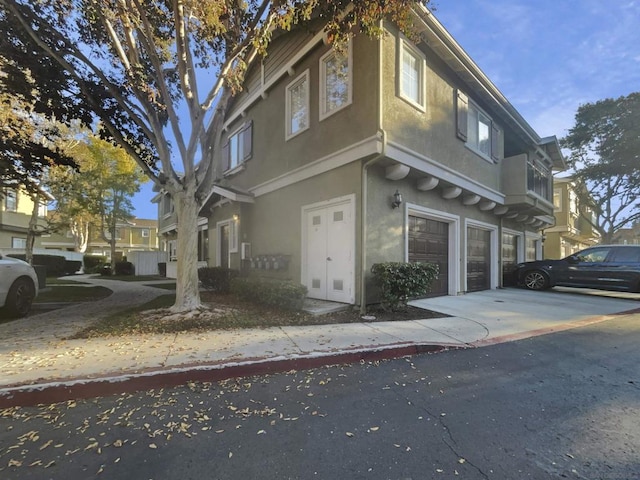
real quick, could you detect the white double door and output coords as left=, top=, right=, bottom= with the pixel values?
left=303, top=196, right=354, bottom=304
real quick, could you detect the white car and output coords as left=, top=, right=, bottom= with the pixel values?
left=0, top=254, right=39, bottom=318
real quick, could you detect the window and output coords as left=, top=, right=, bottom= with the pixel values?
left=576, top=247, right=611, bottom=263
left=286, top=70, right=310, bottom=139
left=398, top=38, right=425, bottom=110
left=553, top=188, right=562, bottom=211
left=4, top=189, right=17, bottom=212
left=37, top=202, right=47, bottom=217
left=456, top=91, right=503, bottom=163
left=161, top=194, right=173, bottom=217
left=197, top=228, right=209, bottom=262
left=222, top=121, right=253, bottom=172
left=141, top=228, right=150, bottom=238
left=168, top=240, right=177, bottom=261
left=320, top=42, right=352, bottom=119
left=12, top=237, right=26, bottom=248
left=527, top=158, right=551, bottom=200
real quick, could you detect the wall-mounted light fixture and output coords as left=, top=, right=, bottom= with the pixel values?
left=391, top=189, right=403, bottom=209
left=233, top=214, right=239, bottom=221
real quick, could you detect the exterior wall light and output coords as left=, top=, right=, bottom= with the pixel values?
left=391, top=189, right=403, bottom=209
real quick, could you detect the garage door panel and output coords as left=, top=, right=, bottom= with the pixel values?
left=467, top=227, right=490, bottom=292
left=409, top=216, right=448, bottom=297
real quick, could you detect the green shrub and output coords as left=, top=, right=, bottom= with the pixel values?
left=8, top=253, right=67, bottom=277
left=371, top=262, right=439, bottom=310
left=64, top=260, right=82, bottom=275
left=198, top=267, right=239, bottom=293
left=84, top=255, right=107, bottom=273
left=115, top=261, right=135, bottom=276
left=231, top=277, right=308, bottom=311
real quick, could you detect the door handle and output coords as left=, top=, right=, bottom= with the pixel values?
left=327, top=257, right=332, bottom=261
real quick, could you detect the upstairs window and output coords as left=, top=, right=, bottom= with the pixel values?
left=222, top=121, right=253, bottom=172
left=286, top=70, right=310, bottom=140
left=398, top=38, right=425, bottom=110
left=456, top=90, right=503, bottom=163
left=320, top=41, right=352, bottom=120
left=161, top=194, right=174, bottom=218
left=4, top=189, right=17, bottom=212
left=527, top=158, right=551, bottom=200
left=38, top=202, right=47, bottom=217
left=141, top=228, right=150, bottom=238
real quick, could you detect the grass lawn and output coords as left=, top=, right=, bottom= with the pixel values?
left=34, top=285, right=113, bottom=303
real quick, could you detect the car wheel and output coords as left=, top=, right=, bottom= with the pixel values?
left=5, top=277, right=35, bottom=318
left=522, top=270, right=549, bottom=290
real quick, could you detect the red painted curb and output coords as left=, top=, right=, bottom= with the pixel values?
left=0, top=343, right=455, bottom=409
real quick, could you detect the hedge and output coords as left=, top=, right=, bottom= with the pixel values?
left=230, top=277, right=308, bottom=311
left=198, top=267, right=239, bottom=293
left=371, top=262, right=439, bottom=310
left=8, top=253, right=68, bottom=277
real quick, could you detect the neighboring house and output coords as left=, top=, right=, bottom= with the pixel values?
left=0, top=185, right=50, bottom=249
left=611, top=221, right=640, bottom=246
left=153, top=189, right=209, bottom=278
left=42, top=217, right=159, bottom=260
left=159, top=6, right=566, bottom=305
left=544, top=177, right=600, bottom=259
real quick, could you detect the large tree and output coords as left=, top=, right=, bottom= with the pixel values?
left=562, top=92, right=640, bottom=243
left=0, top=0, right=424, bottom=313
left=47, top=132, right=146, bottom=265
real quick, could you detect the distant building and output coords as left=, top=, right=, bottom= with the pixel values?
left=612, top=221, right=640, bottom=245
left=543, top=177, right=600, bottom=259
left=42, top=217, right=159, bottom=260
left=0, top=184, right=51, bottom=249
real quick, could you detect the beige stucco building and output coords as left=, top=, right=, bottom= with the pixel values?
left=543, top=177, right=600, bottom=259
left=0, top=186, right=50, bottom=249
left=157, top=6, right=566, bottom=305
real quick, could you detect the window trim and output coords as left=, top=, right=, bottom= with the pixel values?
left=4, top=189, right=17, bottom=212
left=141, top=228, right=150, bottom=238
left=319, top=40, right=353, bottom=121
left=465, top=99, right=503, bottom=164
left=222, top=120, right=253, bottom=174
left=397, top=36, right=426, bottom=111
left=285, top=69, right=310, bottom=140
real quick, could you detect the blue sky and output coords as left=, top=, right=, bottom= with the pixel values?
left=131, top=0, right=640, bottom=219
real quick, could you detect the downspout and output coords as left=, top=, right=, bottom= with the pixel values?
left=360, top=23, right=388, bottom=315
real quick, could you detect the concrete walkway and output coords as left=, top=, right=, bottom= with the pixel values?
left=1, top=277, right=639, bottom=407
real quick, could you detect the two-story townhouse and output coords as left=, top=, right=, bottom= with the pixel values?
left=167, top=6, right=565, bottom=307
left=544, top=177, right=600, bottom=259
left=42, top=217, right=159, bottom=259
left=153, top=190, right=209, bottom=278
left=0, top=185, right=51, bottom=249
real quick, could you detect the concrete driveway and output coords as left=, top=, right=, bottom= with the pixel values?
left=410, top=286, right=640, bottom=345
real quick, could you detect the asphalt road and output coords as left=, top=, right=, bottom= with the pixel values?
left=1, top=315, right=639, bottom=480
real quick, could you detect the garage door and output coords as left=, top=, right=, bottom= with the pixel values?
left=467, top=227, right=490, bottom=292
left=501, top=232, right=518, bottom=286
left=408, top=216, right=448, bottom=297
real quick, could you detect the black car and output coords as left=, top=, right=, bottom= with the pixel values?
left=515, top=245, right=640, bottom=292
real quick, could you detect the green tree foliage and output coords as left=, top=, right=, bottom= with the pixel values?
left=562, top=92, right=640, bottom=243
left=48, top=132, right=146, bottom=264
left=0, top=0, right=427, bottom=312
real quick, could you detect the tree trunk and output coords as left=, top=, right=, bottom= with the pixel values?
left=171, top=178, right=202, bottom=312
left=71, top=218, right=90, bottom=253
left=25, top=194, right=39, bottom=265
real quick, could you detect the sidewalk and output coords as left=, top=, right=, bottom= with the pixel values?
left=1, top=277, right=639, bottom=407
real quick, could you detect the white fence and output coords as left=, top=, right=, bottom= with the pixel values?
left=128, top=251, right=166, bottom=276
